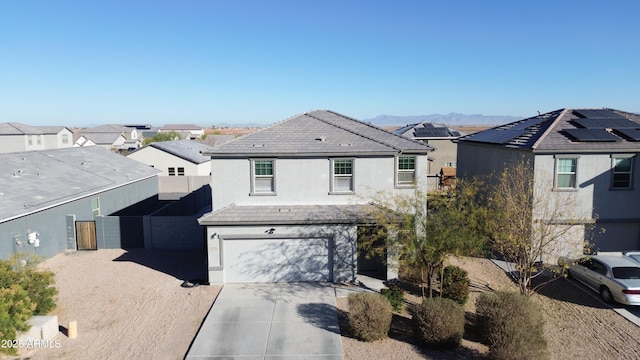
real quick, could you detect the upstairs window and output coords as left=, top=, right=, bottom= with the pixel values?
left=331, top=159, right=354, bottom=193
left=397, top=156, right=416, bottom=186
left=168, top=167, right=176, bottom=176
left=555, top=157, right=577, bottom=189
left=177, top=167, right=185, bottom=176
left=612, top=156, right=633, bottom=189
left=91, top=197, right=100, bottom=219
left=62, top=133, right=69, bottom=144
left=251, top=159, right=275, bottom=194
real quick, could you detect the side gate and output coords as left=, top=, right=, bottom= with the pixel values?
left=75, top=221, right=97, bottom=250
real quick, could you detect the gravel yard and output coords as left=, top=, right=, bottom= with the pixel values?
left=10, top=249, right=220, bottom=360
left=5, top=251, right=640, bottom=360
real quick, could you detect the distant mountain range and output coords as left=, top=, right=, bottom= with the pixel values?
left=363, top=113, right=523, bottom=127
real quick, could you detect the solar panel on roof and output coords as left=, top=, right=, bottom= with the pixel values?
left=574, top=109, right=625, bottom=119
left=414, top=127, right=451, bottom=137
left=613, top=128, right=640, bottom=141
left=509, top=117, right=548, bottom=130
left=466, top=129, right=526, bottom=144
left=563, top=128, right=621, bottom=142
left=573, top=117, right=639, bottom=129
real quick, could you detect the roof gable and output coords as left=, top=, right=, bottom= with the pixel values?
left=205, top=110, right=433, bottom=157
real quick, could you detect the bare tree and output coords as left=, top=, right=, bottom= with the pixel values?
left=486, top=158, right=593, bottom=295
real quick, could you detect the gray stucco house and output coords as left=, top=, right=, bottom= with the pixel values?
left=457, top=108, right=640, bottom=259
left=198, top=110, right=433, bottom=284
left=1, top=146, right=160, bottom=260
left=394, top=122, right=463, bottom=191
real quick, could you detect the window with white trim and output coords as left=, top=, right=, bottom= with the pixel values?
left=612, top=156, right=633, bottom=188
left=555, top=157, right=577, bottom=189
left=397, top=155, right=416, bottom=186
left=91, top=197, right=100, bottom=219
left=177, top=167, right=185, bottom=176
left=331, top=159, right=354, bottom=193
left=251, top=159, right=275, bottom=194
left=168, top=167, right=176, bottom=176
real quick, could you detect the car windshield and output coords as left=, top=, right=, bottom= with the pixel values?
left=628, top=254, right=640, bottom=263
left=612, top=267, right=640, bottom=280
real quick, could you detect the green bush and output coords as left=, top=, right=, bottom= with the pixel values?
left=381, top=286, right=404, bottom=312
left=0, top=255, right=57, bottom=315
left=476, top=291, right=549, bottom=360
left=441, top=265, right=470, bottom=305
left=0, top=254, right=57, bottom=355
left=411, top=297, right=465, bottom=349
left=348, top=292, right=393, bottom=342
left=0, top=285, right=36, bottom=355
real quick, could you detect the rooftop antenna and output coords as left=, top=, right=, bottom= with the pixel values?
left=537, top=110, right=541, bottom=115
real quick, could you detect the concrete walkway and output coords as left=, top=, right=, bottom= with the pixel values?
left=185, top=283, right=343, bottom=359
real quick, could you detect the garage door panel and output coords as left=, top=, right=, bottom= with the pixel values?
left=225, top=238, right=331, bottom=283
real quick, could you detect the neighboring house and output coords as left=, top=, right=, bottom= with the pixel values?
left=74, top=132, right=127, bottom=150
left=457, top=108, right=640, bottom=259
left=198, top=110, right=434, bottom=284
left=160, top=124, right=205, bottom=139
left=37, top=126, right=74, bottom=150
left=0, top=122, right=46, bottom=154
left=76, top=125, right=142, bottom=151
left=0, top=147, right=160, bottom=260
left=394, top=122, right=463, bottom=191
left=127, top=140, right=214, bottom=199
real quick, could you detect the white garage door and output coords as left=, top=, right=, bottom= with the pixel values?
left=224, top=238, right=331, bottom=283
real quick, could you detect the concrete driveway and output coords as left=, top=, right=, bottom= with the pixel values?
left=185, top=283, right=343, bottom=359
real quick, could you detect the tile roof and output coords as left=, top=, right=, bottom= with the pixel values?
left=145, top=140, right=214, bottom=164
left=0, top=123, right=44, bottom=135
left=198, top=203, right=380, bottom=225
left=458, top=108, right=640, bottom=153
left=203, top=110, right=433, bottom=157
left=0, top=147, right=160, bottom=222
left=35, top=126, right=71, bottom=134
left=394, top=122, right=463, bottom=139
left=161, top=124, right=204, bottom=131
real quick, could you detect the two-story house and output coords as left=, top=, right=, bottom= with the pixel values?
left=394, top=121, right=464, bottom=191
left=0, top=122, right=46, bottom=154
left=457, top=108, right=640, bottom=261
left=198, top=110, right=433, bottom=284
left=37, top=126, right=74, bottom=150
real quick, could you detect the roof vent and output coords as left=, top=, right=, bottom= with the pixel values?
left=316, top=137, right=326, bottom=142
left=252, top=144, right=265, bottom=147
left=338, top=143, right=351, bottom=147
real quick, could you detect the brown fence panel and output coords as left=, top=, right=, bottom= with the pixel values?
left=76, top=221, right=97, bottom=250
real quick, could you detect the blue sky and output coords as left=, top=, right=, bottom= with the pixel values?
left=1, top=1, right=638, bottom=127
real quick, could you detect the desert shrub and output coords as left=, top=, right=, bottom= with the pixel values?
left=381, top=286, right=404, bottom=312
left=441, top=265, right=470, bottom=305
left=476, top=291, right=549, bottom=360
left=0, top=285, right=36, bottom=355
left=411, top=297, right=465, bottom=349
left=0, top=255, right=57, bottom=315
left=347, top=292, right=393, bottom=341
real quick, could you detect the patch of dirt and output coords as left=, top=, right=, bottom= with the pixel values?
left=339, top=256, right=640, bottom=360
left=7, top=249, right=220, bottom=360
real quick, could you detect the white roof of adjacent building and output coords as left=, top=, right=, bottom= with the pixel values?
left=0, top=147, right=160, bottom=222
left=135, top=140, right=215, bottom=164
